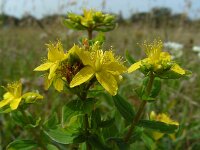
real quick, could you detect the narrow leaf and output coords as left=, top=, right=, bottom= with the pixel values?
left=138, top=120, right=179, bottom=133
left=113, top=94, right=135, bottom=123
left=7, top=140, right=38, bottom=150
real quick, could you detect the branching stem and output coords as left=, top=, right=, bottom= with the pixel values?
left=124, top=72, right=155, bottom=142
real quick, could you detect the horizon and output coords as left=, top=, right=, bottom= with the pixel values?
left=0, top=0, right=200, bottom=20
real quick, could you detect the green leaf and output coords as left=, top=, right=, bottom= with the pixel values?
left=91, top=109, right=101, bottom=129
left=10, top=111, right=26, bottom=127
left=73, top=133, right=86, bottom=143
left=6, top=140, right=38, bottom=150
left=94, top=32, right=105, bottom=44
left=44, top=112, right=59, bottom=129
left=88, top=134, right=111, bottom=150
left=25, top=117, right=41, bottom=129
left=99, top=118, right=115, bottom=128
left=62, top=99, right=96, bottom=127
left=106, top=137, right=129, bottom=150
left=47, top=144, right=59, bottom=150
left=128, top=127, right=143, bottom=143
left=135, top=77, right=161, bottom=102
left=158, top=70, right=191, bottom=79
left=141, top=133, right=156, bottom=150
left=43, top=125, right=79, bottom=144
left=125, top=50, right=136, bottom=64
left=150, top=77, right=161, bottom=98
left=0, top=105, right=12, bottom=113
left=138, top=120, right=179, bottom=133
left=113, top=94, right=135, bottom=123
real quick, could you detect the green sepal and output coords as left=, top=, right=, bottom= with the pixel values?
left=63, top=19, right=85, bottom=30
left=6, top=140, right=38, bottom=150
left=113, top=94, right=135, bottom=123
left=158, top=70, right=191, bottom=79
left=138, top=120, right=179, bottom=133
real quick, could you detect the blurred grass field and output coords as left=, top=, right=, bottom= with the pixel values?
left=0, top=19, right=200, bottom=149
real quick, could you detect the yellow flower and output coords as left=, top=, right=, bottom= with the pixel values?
left=150, top=111, right=179, bottom=140
left=34, top=41, right=78, bottom=91
left=34, top=41, right=67, bottom=79
left=70, top=43, right=127, bottom=95
left=128, top=40, right=185, bottom=75
left=0, top=81, right=43, bottom=111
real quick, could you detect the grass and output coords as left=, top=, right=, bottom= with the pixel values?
left=0, top=22, right=200, bottom=149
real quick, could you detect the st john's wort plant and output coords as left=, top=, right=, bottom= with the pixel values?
left=0, top=9, right=190, bottom=150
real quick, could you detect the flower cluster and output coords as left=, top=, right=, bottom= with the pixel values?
left=34, top=41, right=127, bottom=95
left=64, top=9, right=116, bottom=32
left=128, top=39, right=186, bottom=78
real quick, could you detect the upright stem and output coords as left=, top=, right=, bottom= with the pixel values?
left=88, top=29, right=93, bottom=40
left=124, top=72, right=155, bottom=142
left=83, top=28, right=93, bottom=150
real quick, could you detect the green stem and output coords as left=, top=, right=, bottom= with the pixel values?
left=83, top=28, right=93, bottom=150
left=88, top=29, right=93, bottom=40
left=124, top=72, right=155, bottom=142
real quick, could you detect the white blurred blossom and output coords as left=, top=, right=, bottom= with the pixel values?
left=192, top=46, right=200, bottom=53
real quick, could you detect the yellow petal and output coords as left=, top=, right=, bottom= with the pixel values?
left=76, top=50, right=93, bottom=66
left=150, top=111, right=156, bottom=120
left=96, top=71, right=118, bottom=96
left=0, top=98, right=12, bottom=108
left=48, top=63, right=59, bottom=79
left=44, top=76, right=53, bottom=90
left=10, top=98, right=22, bottom=110
left=171, top=64, right=185, bottom=75
left=152, top=131, right=164, bottom=140
left=169, top=134, right=176, bottom=141
left=53, top=78, right=64, bottom=92
left=67, top=45, right=79, bottom=57
left=47, top=41, right=65, bottom=62
left=70, top=66, right=94, bottom=88
left=3, top=92, right=14, bottom=100
left=34, top=62, right=53, bottom=71
left=160, top=52, right=171, bottom=61
left=128, top=61, right=142, bottom=73
left=104, top=62, right=127, bottom=75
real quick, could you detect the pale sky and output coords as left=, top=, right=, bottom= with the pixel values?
left=0, top=0, right=200, bottom=19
